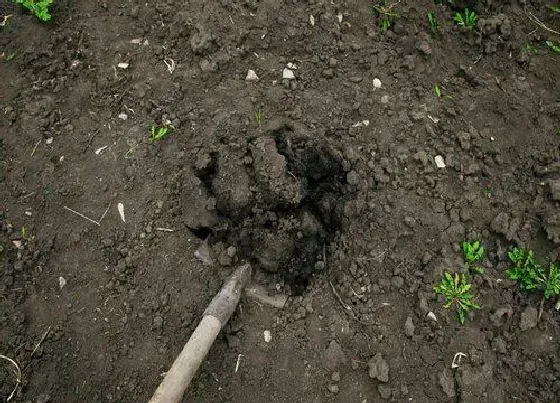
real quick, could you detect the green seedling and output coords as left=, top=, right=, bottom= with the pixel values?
left=433, top=83, right=442, bottom=97
left=16, top=0, right=53, bottom=22
left=544, top=264, right=560, bottom=300
left=507, top=248, right=545, bottom=291
left=507, top=248, right=560, bottom=300
left=427, top=11, right=438, bottom=32
left=454, top=8, right=477, bottom=28
left=6, top=52, right=16, bottom=61
left=148, top=123, right=173, bottom=144
left=372, top=1, right=399, bottom=33
left=462, top=240, right=484, bottom=274
left=525, top=43, right=539, bottom=54
left=254, top=110, right=263, bottom=125
left=434, top=273, right=480, bottom=324
left=546, top=40, right=560, bottom=54
left=462, top=241, right=484, bottom=265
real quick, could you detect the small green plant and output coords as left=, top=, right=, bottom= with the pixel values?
left=507, top=248, right=545, bottom=291
left=525, top=43, right=539, bottom=54
left=16, top=0, right=53, bottom=22
left=462, top=240, right=484, bottom=274
left=434, top=273, right=480, bottom=324
left=148, top=123, right=173, bottom=144
left=454, top=8, right=477, bottom=28
left=507, top=248, right=560, bottom=300
left=546, top=4, right=560, bottom=13
left=254, top=110, right=263, bottom=125
left=546, top=40, right=560, bottom=54
left=372, top=1, right=399, bottom=33
left=427, top=11, right=438, bottom=32
left=544, top=264, right=560, bottom=300
left=433, top=83, right=442, bottom=97
left=462, top=241, right=484, bottom=265
left=6, top=52, right=16, bottom=61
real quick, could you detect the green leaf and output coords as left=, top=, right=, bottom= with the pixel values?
left=546, top=40, right=560, bottom=54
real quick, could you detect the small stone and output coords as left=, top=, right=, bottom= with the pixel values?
left=331, top=371, right=341, bottom=382
left=519, top=306, right=538, bottom=331
left=347, top=170, right=360, bottom=185
left=524, top=360, right=536, bottom=372
left=36, top=394, right=51, bottom=403
left=282, top=68, right=295, bottom=80
left=372, top=78, right=382, bottom=89
left=378, top=384, right=392, bottom=399
left=152, top=315, right=163, bottom=330
left=117, top=62, right=129, bottom=69
left=226, top=246, right=237, bottom=257
left=118, top=113, right=128, bottom=120
left=426, top=312, right=437, bottom=322
left=390, top=276, right=404, bottom=288
left=264, top=330, right=272, bottom=343
left=368, top=353, right=389, bottom=382
left=322, top=69, right=334, bottom=79
left=246, top=69, right=259, bottom=81
left=404, top=316, right=415, bottom=337
left=489, top=305, right=513, bottom=327
left=309, top=15, right=315, bottom=26
left=417, top=41, right=432, bottom=55
left=322, top=340, right=348, bottom=370
left=439, top=369, right=456, bottom=398
left=380, top=95, right=389, bottom=104
left=434, top=155, right=446, bottom=168
left=327, top=384, right=339, bottom=394
left=550, top=180, right=560, bottom=201
left=200, top=59, right=217, bottom=72
left=59, top=276, right=67, bottom=289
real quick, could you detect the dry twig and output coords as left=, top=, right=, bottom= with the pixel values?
left=0, top=354, right=21, bottom=401
left=526, top=9, right=560, bottom=36
left=63, top=203, right=111, bottom=226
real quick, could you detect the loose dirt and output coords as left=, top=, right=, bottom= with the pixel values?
left=1, top=0, right=560, bottom=402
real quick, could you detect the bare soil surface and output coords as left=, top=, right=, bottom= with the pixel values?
left=1, top=0, right=560, bottom=402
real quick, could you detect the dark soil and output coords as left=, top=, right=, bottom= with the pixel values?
left=1, top=0, right=560, bottom=402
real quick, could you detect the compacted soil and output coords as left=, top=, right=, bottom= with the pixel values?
left=1, top=0, right=560, bottom=402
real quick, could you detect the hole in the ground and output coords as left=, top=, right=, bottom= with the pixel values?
left=184, top=126, right=347, bottom=294
left=188, top=226, right=212, bottom=240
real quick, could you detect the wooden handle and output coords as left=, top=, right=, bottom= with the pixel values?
left=149, top=264, right=251, bottom=403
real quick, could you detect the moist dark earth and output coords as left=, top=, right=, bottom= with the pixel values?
left=1, top=0, right=560, bottom=402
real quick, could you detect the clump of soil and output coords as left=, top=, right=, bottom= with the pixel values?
left=183, top=121, right=346, bottom=293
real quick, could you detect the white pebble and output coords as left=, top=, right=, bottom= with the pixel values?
left=118, top=113, right=128, bottom=120
left=45, top=137, right=53, bottom=145
left=95, top=146, right=108, bottom=155
left=434, top=155, right=446, bottom=168
left=372, top=78, right=382, bottom=89
left=287, top=62, right=297, bottom=70
left=117, top=202, right=126, bottom=223
left=282, top=68, right=295, bottom=80
left=264, top=330, right=272, bottom=343
left=245, top=69, right=259, bottom=81
left=380, top=95, right=389, bottom=104
left=426, top=311, right=437, bottom=322
left=309, top=15, right=315, bottom=26
left=59, top=276, right=67, bottom=289
left=117, top=62, right=129, bottom=69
